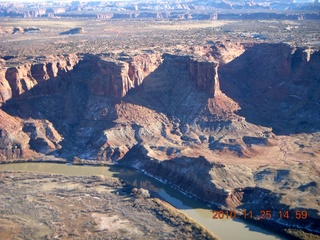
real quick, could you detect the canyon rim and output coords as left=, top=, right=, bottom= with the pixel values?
left=1, top=42, right=319, bottom=235
left=0, top=2, right=320, bottom=238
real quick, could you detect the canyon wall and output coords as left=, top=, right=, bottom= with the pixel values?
left=162, top=53, right=222, bottom=96
left=81, top=52, right=221, bottom=98
left=0, top=51, right=223, bottom=160
left=0, top=51, right=223, bottom=103
left=84, top=53, right=162, bottom=97
left=121, top=149, right=238, bottom=206
left=189, top=60, right=221, bottom=97
left=1, top=43, right=319, bottom=161
left=219, top=43, right=320, bottom=134
left=0, top=54, right=79, bottom=104
left=0, top=43, right=319, bottom=234
left=1, top=43, right=319, bottom=162
left=0, top=109, right=62, bottom=160
left=0, top=54, right=78, bottom=160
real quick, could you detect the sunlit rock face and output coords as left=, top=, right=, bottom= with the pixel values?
left=0, top=43, right=319, bottom=233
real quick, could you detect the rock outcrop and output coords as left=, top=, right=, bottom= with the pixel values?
left=220, top=43, right=320, bottom=134
left=84, top=52, right=162, bottom=97
left=0, top=108, right=63, bottom=160
left=189, top=60, right=221, bottom=97
left=0, top=54, right=79, bottom=104
left=0, top=42, right=319, bottom=234
left=0, top=109, right=28, bottom=160
left=0, top=69, right=12, bottom=103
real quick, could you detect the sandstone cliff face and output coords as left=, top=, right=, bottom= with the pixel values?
left=219, top=43, right=320, bottom=134
left=162, top=54, right=222, bottom=97
left=5, top=65, right=38, bottom=98
left=128, top=53, right=163, bottom=88
left=0, top=69, right=12, bottom=103
left=0, top=54, right=78, bottom=104
left=1, top=50, right=225, bottom=102
left=189, top=60, right=221, bottom=97
left=85, top=53, right=162, bottom=97
left=0, top=54, right=78, bottom=160
left=79, top=52, right=221, bottom=98
left=83, top=59, right=128, bottom=97
left=0, top=43, right=319, bottom=233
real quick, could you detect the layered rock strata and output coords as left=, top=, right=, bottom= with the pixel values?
left=0, top=42, right=319, bottom=234
left=0, top=54, right=79, bottom=103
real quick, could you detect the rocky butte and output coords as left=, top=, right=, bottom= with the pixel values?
left=0, top=42, right=319, bottom=234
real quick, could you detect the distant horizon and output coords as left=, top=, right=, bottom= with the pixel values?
left=0, top=0, right=316, bottom=3
left=0, top=0, right=141, bottom=1
left=0, top=0, right=139, bottom=1
left=0, top=0, right=314, bottom=3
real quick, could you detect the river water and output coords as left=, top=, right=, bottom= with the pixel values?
left=0, top=163, right=286, bottom=240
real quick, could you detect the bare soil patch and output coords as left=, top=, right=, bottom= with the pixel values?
left=0, top=171, right=218, bottom=240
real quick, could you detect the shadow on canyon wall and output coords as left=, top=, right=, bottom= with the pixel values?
left=219, top=43, right=320, bottom=135
left=120, top=146, right=231, bottom=206
left=108, top=164, right=202, bottom=210
left=123, top=54, right=211, bottom=124
left=1, top=44, right=320, bottom=160
left=1, top=60, right=119, bottom=159
left=238, top=187, right=320, bottom=233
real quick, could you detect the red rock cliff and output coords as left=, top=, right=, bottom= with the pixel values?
left=85, top=53, right=162, bottom=97
left=1, top=52, right=224, bottom=102
left=0, top=54, right=79, bottom=104
left=162, top=54, right=223, bottom=97
left=189, top=60, right=221, bottom=97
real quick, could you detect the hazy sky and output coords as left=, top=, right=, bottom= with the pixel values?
left=0, top=0, right=146, bottom=1
left=0, top=0, right=129, bottom=1
left=0, top=0, right=101, bottom=1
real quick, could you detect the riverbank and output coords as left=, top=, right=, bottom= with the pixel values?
left=0, top=160, right=319, bottom=240
left=132, top=168, right=319, bottom=240
left=118, top=153, right=320, bottom=240
left=0, top=170, right=218, bottom=240
left=0, top=156, right=67, bottom=164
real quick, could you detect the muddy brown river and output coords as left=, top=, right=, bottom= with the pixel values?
left=0, top=163, right=286, bottom=240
